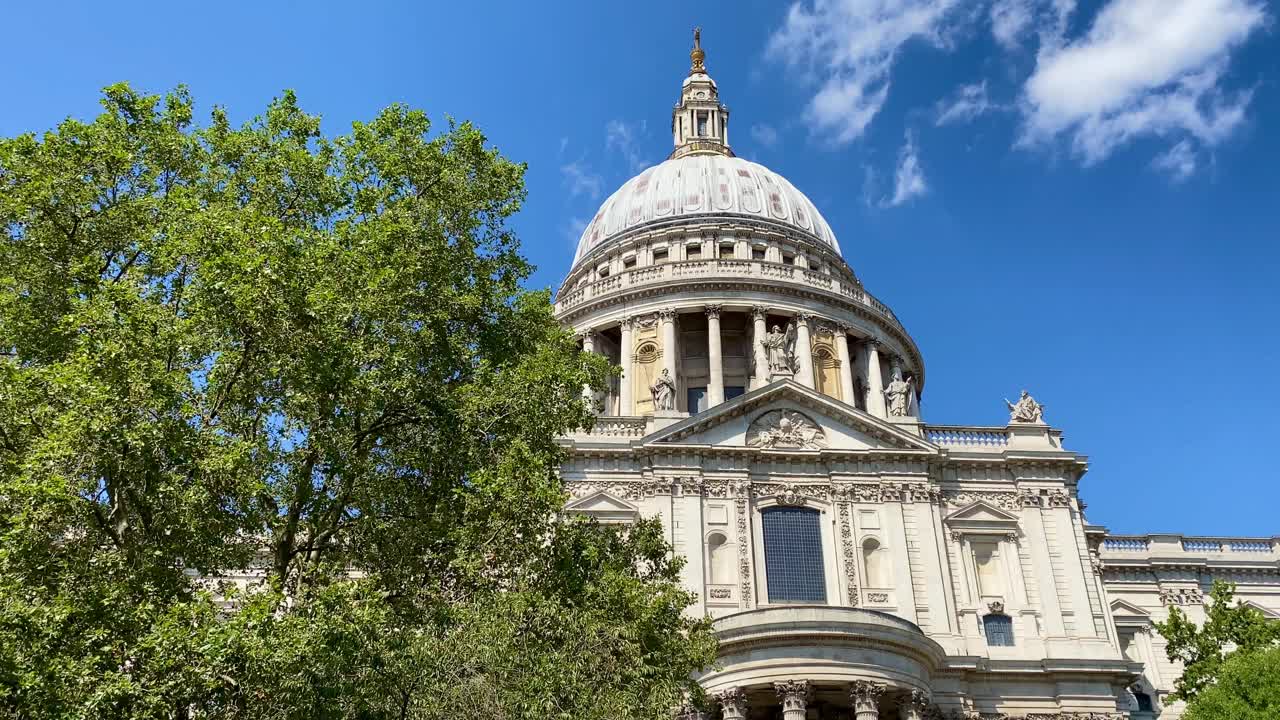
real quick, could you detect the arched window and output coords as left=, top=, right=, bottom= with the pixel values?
left=706, top=531, right=734, bottom=585
left=862, top=537, right=891, bottom=588
left=983, top=614, right=1015, bottom=646
left=761, top=507, right=826, bottom=603
left=1132, top=691, right=1153, bottom=712
left=812, top=346, right=840, bottom=400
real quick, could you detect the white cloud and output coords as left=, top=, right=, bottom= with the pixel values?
left=990, top=0, right=1077, bottom=50
left=884, top=131, right=928, bottom=206
left=560, top=160, right=603, bottom=200
left=750, top=123, right=781, bottom=148
left=936, top=81, right=997, bottom=125
left=564, top=216, right=590, bottom=249
left=1151, top=139, right=1197, bottom=181
left=767, top=0, right=965, bottom=144
left=605, top=119, right=650, bottom=174
left=1021, top=0, right=1266, bottom=166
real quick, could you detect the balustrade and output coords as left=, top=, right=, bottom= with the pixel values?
left=555, top=257, right=906, bottom=339
left=925, top=427, right=1009, bottom=448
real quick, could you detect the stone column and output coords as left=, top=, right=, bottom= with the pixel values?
left=619, top=317, right=635, bottom=415
left=659, top=308, right=679, bottom=394
left=794, top=314, right=815, bottom=388
left=580, top=330, right=597, bottom=411
left=750, top=306, right=769, bottom=389
left=713, top=688, right=748, bottom=720
left=864, top=339, right=887, bottom=418
left=899, top=690, right=930, bottom=720
left=773, top=680, right=810, bottom=720
left=850, top=680, right=885, bottom=720
left=706, top=305, right=724, bottom=407
left=835, top=324, right=855, bottom=405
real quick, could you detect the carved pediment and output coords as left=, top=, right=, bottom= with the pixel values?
left=1109, top=598, right=1152, bottom=621
left=1242, top=600, right=1280, bottom=619
left=564, top=491, right=639, bottom=523
left=747, top=409, right=827, bottom=450
left=944, top=501, right=1021, bottom=536
left=639, top=380, right=938, bottom=454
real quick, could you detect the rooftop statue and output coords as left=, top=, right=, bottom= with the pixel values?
left=1005, top=390, right=1044, bottom=424
left=884, top=369, right=915, bottom=417
left=650, top=368, right=677, bottom=411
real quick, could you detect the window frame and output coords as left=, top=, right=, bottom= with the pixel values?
left=755, top=503, right=835, bottom=606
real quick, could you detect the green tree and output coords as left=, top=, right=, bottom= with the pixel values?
left=1182, top=645, right=1280, bottom=720
left=0, top=84, right=716, bottom=719
left=1155, top=581, right=1280, bottom=704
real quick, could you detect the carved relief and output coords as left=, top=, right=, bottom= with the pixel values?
left=1160, top=586, right=1204, bottom=606
left=747, top=409, right=827, bottom=450
left=733, top=482, right=752, bottom=606
left=838, top=501, right=859, bottom=606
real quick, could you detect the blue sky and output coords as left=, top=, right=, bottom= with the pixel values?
left=3, top=0, right=1278, bottom=536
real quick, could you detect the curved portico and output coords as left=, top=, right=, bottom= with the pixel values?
left=701, top=606, right=944, bottom=718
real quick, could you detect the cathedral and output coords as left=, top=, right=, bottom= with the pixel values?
left=554, top=34, right=1280, bottom=720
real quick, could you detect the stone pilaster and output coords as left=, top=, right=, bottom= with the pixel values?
left=659, top=308, right=679, bottom=401
left=795, top=313, right=815, bottom=388
left=619, top=316, right=634, bottom=415
left=706, top=305, right=724, bottom=407
left=835, top=323, right=855, bottom=405
left=750, top=305, right=769, bottom=389
left=864, top=339, right=887, bottom=417
left=774, top=680, right=811, bottom=720
left=713, top=687, right=748, bottom=720
left=850, top=680, right=885, bottom=720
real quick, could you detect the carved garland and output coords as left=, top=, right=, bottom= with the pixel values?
left=838, top=501, right=859, bottom=606
left=734, top=482, right=752, bottom=606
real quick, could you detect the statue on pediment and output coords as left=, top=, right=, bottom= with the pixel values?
left=883, top=369, right=914, bottom=417
left=650, top=368, right=676, bottom=411
left=762, top=322, right=796, bottom=376
left=747, top=409, right=827, bottom=450
left=1005, top=390, right=1044, bottom=424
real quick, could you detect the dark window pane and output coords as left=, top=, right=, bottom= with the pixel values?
left=762, top=507, right=826, bottom=603
left=983, top=614, right=1015, bottom=646
left=1134, top=693, right=1153, bottom=712
left=687, top=387, right=707, bottom=414
left=725, top=386, right=745, bottom=400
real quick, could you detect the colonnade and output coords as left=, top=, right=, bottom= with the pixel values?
left=580, top=305, right=918, bottom=418
left=681, top=681, right=931, bottom=720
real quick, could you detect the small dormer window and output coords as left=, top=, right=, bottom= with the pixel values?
left=782, top=253, right=795, bottom=266
left=653, top=247, right=669, bottom=263
left=623, top=256, right=636, bottom=270
left=751, top=246, right=766, bottom=261
left=597, top=265, right=609, bottom=278
left=719, top=242, right=734, bottom=259
left=686, top=243, right=702, bottom=259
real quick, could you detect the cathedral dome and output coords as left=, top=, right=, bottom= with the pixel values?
left=572, top=154, right=840, bottom=267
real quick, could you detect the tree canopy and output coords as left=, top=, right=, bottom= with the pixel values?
left=0, top=84, right=716, bottom=719
left=1155, top=581, right=1280, bottom=705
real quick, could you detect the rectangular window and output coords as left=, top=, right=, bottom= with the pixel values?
left=782, top=253, right=795, bottom=266
left=725, top=386, right=746, bottom=400
left=697, top=112, right=708, bottom=137
left=686, top=243, right=702, bottom=259
left=719, top=243, right=735, bottom=259
left=687, top=386, right=707, bottom=414
left=983, top=614, right=1015, bottom=646
left=623, top=256, right=636, bottom=269
left=751, top=247, right=766, bottom=261
left=762, top=507, right=827, bottom=603
left=652, top=247, right=669, bottom=263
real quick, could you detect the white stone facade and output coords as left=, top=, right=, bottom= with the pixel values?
left=555, top=36, right=1279, bottom=720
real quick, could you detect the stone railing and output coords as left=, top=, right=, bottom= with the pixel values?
left=924, top=426, right=1010, bottom=449
left=574, top=416, right=649, bottom=440
left=554, top=258, right=904, bottom=333
left=1101, top=534, right=1279, bottom=562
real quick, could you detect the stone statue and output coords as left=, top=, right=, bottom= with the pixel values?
left=762, top=322, right=796, bottom=375
left=883, top=370, right=915, bottom=417
left=1005, top=390, right=1044, bottom=423
left=650, top=368, right=676, bottom=411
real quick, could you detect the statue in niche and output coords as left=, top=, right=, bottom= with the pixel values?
left=1005, top=390, right=1044, bottom=424
left=883, top=368, right=915, bottom=417
left=650, top=368, right=676, bottom=411
left=747, top=409, right=827, bottom=450
left=761, top=322, right=796, bottom=376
